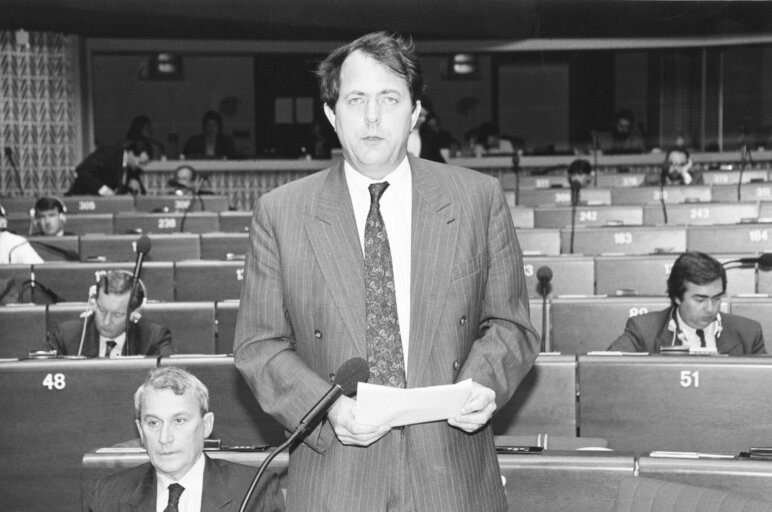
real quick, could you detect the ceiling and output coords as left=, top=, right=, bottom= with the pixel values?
left=1, top=0, right=771, bottom=42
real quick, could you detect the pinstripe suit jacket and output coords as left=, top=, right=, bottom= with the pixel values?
left=234, top=155, right=540, bottom=512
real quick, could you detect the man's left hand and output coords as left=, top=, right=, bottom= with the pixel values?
left=448, top=381, right=496, bottom=433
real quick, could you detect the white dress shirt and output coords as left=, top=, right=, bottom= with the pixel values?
left=155, top=453, right=205, bottom=512
left=99, top=332, right=126, bottom=357
left=676, top=309, right=720, bottom=350
left=0, top=231, right=44, bottom=264
left=344, top=157, right=412, bottom=372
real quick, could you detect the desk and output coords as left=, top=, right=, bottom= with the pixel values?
left=638, top=455, right=772, bottom=503
left=511, top=206, right=535, bottom=229
left=578, top=355, right=772, bottom=454
left=0, top=304, right=47, bottom=357
left=0, top=263, right=30, bottom=303
left=200, top=232, right=249, bottom=260
left=596, top=173, right=647, bottom=188
left=712, top=183, right=772, bottom=202
left=643, top=202, right=759, bottom=226
left=493, top=355, right=577, bottom=437
left=703, top=169, right=768, bottom=185
left=561, top=226, right=686, bottom=255
left=62, top=213, right=114, bottom=235
left=113, top=211, right=220, bottom=234
left=0, top=358, right=156, bottom=512
left=726, top=297, right=772, bottom=345
left=29, top=235, right=80, bottom=262
left=687, top=224, right=772, bottom=253
left=522, top=255, right=595, bottom=297
left=534, top=205, right=643, bottom=229
left=611, top=186, right=712, bottom=205
left=82, top=447, right=632, bottom=512
left=79, top=233, right=201, bottom=261
left=62, top=195, right=135, bottom=214
left=134, top=194, right=230, bottom=213
left=550, top=296, right=671, bottom=354
left=219, top=211, right=252, bottom=232
left=33, top=261, right=175, bottom=303
left=518, top=229, right=561, bottom=255
left=517, top=188, right=612, bottom=207
left=175, top=260, right=244, bottom=301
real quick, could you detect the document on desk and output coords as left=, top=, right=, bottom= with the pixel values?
left=355, top=379, right=473, bottom=427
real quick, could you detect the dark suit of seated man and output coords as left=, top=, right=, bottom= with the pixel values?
left=609, top=251, right=765, bottom=355
left=47, top=269, right=174, bottom=357
left=87, top=367, right=284, bottom=512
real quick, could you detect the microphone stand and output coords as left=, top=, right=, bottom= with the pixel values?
left=569, top=185, right=579, bottom=254
left=659, top=176, right=668, bottom=225
left=512, top=152, right=521, bottom=207
left=738, top=143, right=752, bottom=202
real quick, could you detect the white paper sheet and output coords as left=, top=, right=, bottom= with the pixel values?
left=354, top=379, right=473, bottom=427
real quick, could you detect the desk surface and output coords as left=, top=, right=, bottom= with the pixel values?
left=578, top=355, right=772, bottom=454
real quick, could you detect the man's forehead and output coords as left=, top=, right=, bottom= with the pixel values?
left=340, top=51, right=408, bottom=92
left=684, top=279, right=723, bottom=295
left=140, top=387, right=199, bottom=416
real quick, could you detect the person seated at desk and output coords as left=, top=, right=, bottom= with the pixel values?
left=594, top=109, right=646, bottom=154
left=87, top=366, right=284, bottom=512
left=167, top=165, right=213, bottom=195
left=183, top=110, right=236, bottom=160
left=643, top=147, right=703, bottom=186
left=0, top=203, right=43, bottom=264
left=67, top=138, right=151, bottom=196
left=567, top=159, right=593, bottom=189
left=47, top=269, right=174, bottom=357
left=608, top=251, right=765, bottom=355
left=30, top=196, right=70, bottom=237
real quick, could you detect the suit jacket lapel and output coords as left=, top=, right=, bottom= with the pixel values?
left=201, top=456, right=233, bottom=511
left=305, top=163, right=367, bottom=356
left=126, top=464, right=156, bottom=511
left=407, top=156, right=458, bottom=386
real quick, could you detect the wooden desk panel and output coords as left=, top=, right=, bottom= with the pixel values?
left=113, top=212, right=219, bottom=235
left=534, top=205, right=643, bottom=229
left=611, top=186, right=712, bottom=205
left=62, top=196, right=135, bottom=214
left=712, top=183, right=772, bottom=202
left=79, top=233, right=201, bottom=262
left=518, top=188, right=612, bottom=207
left=134, top=194, right=230, bottom=213
left=638, top=455, right=772, bottom=503
left=0, top=358, right=156, bottom=512
left=578, top=355, right=772, bottom=454
left=493, top=355, right=577, bottom=437
left=643, top=202, right=759, bottom=226
left=687, top=224, right=772, bottom=254
left=518, top=229, right=561, bottom=256
left=550, top=297, right=671, bottom=354
left=561, top=226, right=686, bottom=255
left=522, top=255, right=595, bottom=298
left=219, top=211, right=252, bottom=233
left=175, top=260, right=244, bottom=301
left=0, top=304, right=47, bottom=357
left=200, top=232, right=249, bottom=260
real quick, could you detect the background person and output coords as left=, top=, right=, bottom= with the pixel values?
left=234, top=31, right=539, bottom=512
left=47, top=269, right=173, bottom=357
left=67, top=138, right=151, bottom=196
left=167, top=165, right=213, bottom=195
left=30, top=196, right=68, bottom=236
left=183, top=110, right=236, bottom=160
left=0, top=203, right=44, bottom=264
left=88, top=366, right=284, bottom=512
left=644, top=147, right=703, bottom=186
left=608, top=251, right=765, bottom=354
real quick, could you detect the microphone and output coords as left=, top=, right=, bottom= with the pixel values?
left=723, top=253, right=772, bottom=270
left=659, top=174, right=669, bottom=225
left=569, top=180, right=581, bottom=254
left=536, top=266, right=552, bottom=352
left=238, top=357, right=369, bottom=512
left=125, top=235, right=151, bottom=355
left=4, top=147, right=24, bottom=194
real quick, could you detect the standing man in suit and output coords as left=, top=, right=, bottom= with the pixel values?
left=47, top=269, right=174, bottom=357
left=234, top=32, right=539, bottom=511
left=88, top=366, right=284, bottom=512
left=609, top=251, right=765, bottom=354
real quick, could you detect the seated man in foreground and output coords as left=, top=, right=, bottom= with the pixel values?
left=47, top=269, right=174, bottom=357
left=88, top=366, right=283, bottom=512
left=608, top=251, right=765, bottom=354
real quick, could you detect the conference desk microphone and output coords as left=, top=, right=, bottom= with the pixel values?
left=238, top=357, right=369, bottom=512
left=537, top=266, right=552, bottom=353
left=659, top=177, right=669, bottom=225
left=722, top=253, right=772, bottom=271
left=124, top=235, right=151, bottom=356
left=569, top=181, right=581, bottom=254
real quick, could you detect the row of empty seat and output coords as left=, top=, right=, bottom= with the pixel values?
left=0, top=194, right=231, bottom=214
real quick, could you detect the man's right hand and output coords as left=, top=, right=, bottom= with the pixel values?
left=328, top=395, right=390, bottom=446
left=98, top=185, right=114, bottom=196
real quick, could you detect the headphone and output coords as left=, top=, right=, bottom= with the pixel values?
left=83, top=270, right=148, bottom=322
left=29, top=197, right=67, bottom=235
left=0, top=204, right=7, bottom=230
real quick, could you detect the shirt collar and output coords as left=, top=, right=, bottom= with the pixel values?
left=343, top=156, right=411, bottom=193
left=156, top=452, right=206, bottom=496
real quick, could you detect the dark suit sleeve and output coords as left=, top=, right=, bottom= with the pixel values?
left=750, top=326, right=765, bottom=354
left=456, top=179, right=540, bottom=405
left=608, top=316, right=648, bottom=352
left=73, top=147, right=114, bottom=195
left=148, top=324, right=174, bottom=356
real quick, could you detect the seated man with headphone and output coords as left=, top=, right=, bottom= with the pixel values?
left=644, top=147, right=703, bottom=186
left=30, top=196, right=70, bottom=237
left=47, top=269, right=174, bottom=357
left=608, top=252, right=765, bottom=355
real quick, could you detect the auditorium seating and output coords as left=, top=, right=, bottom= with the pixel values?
left=79, top=233, right=201, bottom=261
left=134, top=194, right=230, bottom=213
left=560, top=226, right=687, bottom=255
left=517, top=187, right=612, bottom=207
left=199, top=232, right=249, bottom=259
left=534, top=205, right=643, bottom=229
left=0, top=304, right=47, bottom=357
left=611, top=185, right=712, bottom=205
left=174, top=260, right=244, bottom=301
left=113, top=211, right=220, bottom=234
left=522, top=255, right=595, bottom=297
left=643, top=202, right=759, bottom=226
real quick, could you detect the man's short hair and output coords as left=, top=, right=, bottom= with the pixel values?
left=316, top=31, right=424, bottom=110
left=134, top=366, right=209, bottom=420
left=96, top=269, right=146, bottom=311
left=33, top=196, right=65, bottom=215
left=568, top=159, right=592, bottom=176
left=665, top=147, right=690, bottom=163
left=667, top=251, right=726, bottom=305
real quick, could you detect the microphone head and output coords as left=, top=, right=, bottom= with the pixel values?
left=536, top=266, right=553, bottom=282
left=759, top=253, right=772, bottom=270
left=334, top=357, right=369, bottom=395
left=135, top=234, right=152, bottom=255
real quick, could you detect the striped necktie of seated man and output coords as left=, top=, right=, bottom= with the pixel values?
left=364, top=182, right=406, bottom=388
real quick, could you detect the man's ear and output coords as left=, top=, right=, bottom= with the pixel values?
left=410, top=100, right=422, bottom=131
left=323, top=104, right=337, bottom=132
left=203, top=412, right=214, bottom=439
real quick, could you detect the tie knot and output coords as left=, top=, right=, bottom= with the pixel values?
left=105, top=340, right=117, bottom=357
left=168, top=483, right=185, bottom=504
left=368, top=182, right=390, bottom=205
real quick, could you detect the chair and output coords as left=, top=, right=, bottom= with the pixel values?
left=142, top=302, right=216, bottom=354
left=612, top=476, right=772, bottom=512
left=0, top=304, right=47, bottom=357
left=175, top=260, right=244, bottom=301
